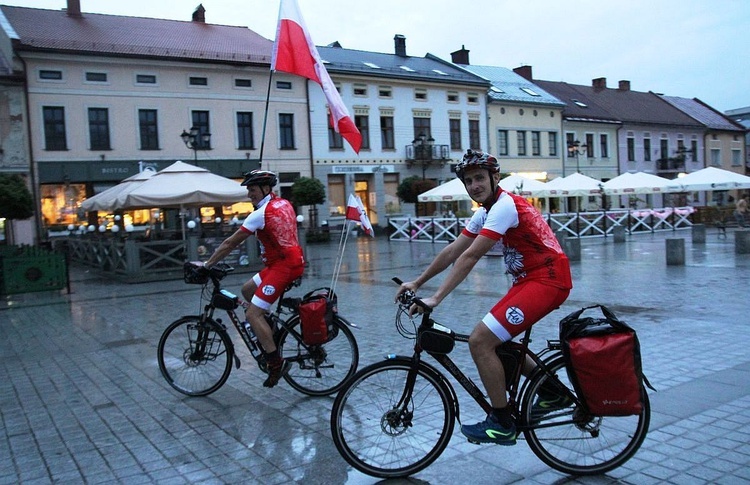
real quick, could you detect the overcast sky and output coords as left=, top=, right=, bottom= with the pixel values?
left=7, top=0, right=749, bottom=113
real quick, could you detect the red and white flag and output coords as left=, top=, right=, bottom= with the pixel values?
left=272, top=0, right=362, bottom=153
left=345, top=194, right=374, bottom=237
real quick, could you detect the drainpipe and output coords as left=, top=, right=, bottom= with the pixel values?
left=18, top=53, right=43, bottom=244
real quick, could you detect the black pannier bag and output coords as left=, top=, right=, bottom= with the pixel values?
left=560, top=304, right=654, bottom=416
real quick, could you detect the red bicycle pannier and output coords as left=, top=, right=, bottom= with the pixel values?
left=299, top=288, right=337, bottom=345
left=560, top=305, right=654, bottom=416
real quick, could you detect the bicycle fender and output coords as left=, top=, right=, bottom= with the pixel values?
left=335, top=315, right=358, bottom=329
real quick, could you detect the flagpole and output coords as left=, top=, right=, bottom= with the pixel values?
left=330, top=221, right=351, bottom=296
left=258, top=70, right=274, bottom=169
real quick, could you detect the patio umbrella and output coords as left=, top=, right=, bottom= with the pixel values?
left=114, top=161, right=247, bottom=209
left=417, top=178, right=470, bottom=202
left=498, top=174, right=548, bottom=197
left=543, top=172, right=602, bottom=197
left=664, top=166, right=750, bottom=192
left=602, top=172, right=674, bottom=195
left=80, top=170, right=155, bottom=212
left=114, top=161, right=249, bottom=239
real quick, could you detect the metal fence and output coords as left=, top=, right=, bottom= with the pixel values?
left=388, top=207, right=696, bottom=243
left=61, top=236, right=261, bottom=282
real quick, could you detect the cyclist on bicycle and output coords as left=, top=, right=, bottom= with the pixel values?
left=396, top=149, right=572, bottom=445
left=202, top=169, right=305, bottom=388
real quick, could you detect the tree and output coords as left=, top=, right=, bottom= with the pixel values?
left=291, top=176, right=326, bottom=235
left=0, top=174, right=34, bottom=245
left=397, top=176, right=437, bottom=216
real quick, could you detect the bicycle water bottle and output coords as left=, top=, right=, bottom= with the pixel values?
left=242, top=320, right=260, bottom=355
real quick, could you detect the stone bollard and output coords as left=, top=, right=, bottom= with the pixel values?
left=563, top=237, right=581, bottom=262
left=556, top=230, right=568, bottom=248
left=666, top=238, right=685, bottom=265
left=736, top=230, right=750, bottom=254
left=613, top=225, right=626, bottom=243
left=691, top=224, right=706, bottom=244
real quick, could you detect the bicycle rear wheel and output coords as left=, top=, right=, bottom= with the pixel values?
left=330, top=358, right=455, bottom=479
left=278, top=315, right=358, bottom=396
left=157, top=316, right=233, bottom=397
left=521, top=355, right=650, bottom=475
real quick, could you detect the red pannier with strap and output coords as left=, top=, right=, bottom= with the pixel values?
left=298, top=288, right=338, bottom=345
left=560, top=305, right=654, bottom=416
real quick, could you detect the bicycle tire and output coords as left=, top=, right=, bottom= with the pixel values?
left=277, top=315, right=359, bottom=396
left=521, top=354, right=650, bottom=475
left=157, top=316, right=233, bottom=397
left=330, top=358, right=455, bottom=479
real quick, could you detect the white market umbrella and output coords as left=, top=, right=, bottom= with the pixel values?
left=498, top=174, right=548, bottom=197
left=543, top=172, right=602, bottom=197
left=114, top=161, right=248, bottom=240
left=115, top=161, right=247, bottom=208
left=80, top=170, right=155, bottom=212
left=602, top=172, right=674, bottom=195
left=417, top=178, right=470, bottom=202
left=665, top=166, right=750, bottom=192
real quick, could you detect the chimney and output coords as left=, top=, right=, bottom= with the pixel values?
left=592, top=77, right=607, bottom=90
left=513, top=65, right=533, bottom=81
left=192, top=4, right=206, bottom=23
left=618, top=80, right=631, bottom=91
left=451, top=45, right=470, bottom=65
left=394, top=34, right=406, bottom=57
left=66, top=0, right=82, bottom=17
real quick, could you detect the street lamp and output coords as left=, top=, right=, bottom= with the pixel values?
left=567, top=139, right=587, bottom=173
left=412, top=132, right=435, bottom=179
left=180, top=126, right=211, bottom=162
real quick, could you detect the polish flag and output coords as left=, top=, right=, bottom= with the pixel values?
left=345, top=194, right=374, bottom=237
left=272, top=0, right=362, bottom=153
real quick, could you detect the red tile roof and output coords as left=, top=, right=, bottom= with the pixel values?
left=1, top=5, right=272, bottom=65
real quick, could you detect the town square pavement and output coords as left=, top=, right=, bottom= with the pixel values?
left=1, top=227, right=750, bottom=484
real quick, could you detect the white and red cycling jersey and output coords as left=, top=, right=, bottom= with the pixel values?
left=462, top=188, right=572, bottom=290
left=240, top=193, right=304, bottom=267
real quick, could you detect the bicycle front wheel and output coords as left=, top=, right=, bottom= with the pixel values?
left=521, top=355, right=650, bottom=475
left=330, top=358, right=455, bottom=479
left=278, top=315, right=359, bottom=396
left=157, top=316, right=233, bottom=397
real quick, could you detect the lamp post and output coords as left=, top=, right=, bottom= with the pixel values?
left=180, top=126, right=211, bottom=162
left=567, top=139, right=587, bottom=174
left=412, top=132, right=435, bottom=179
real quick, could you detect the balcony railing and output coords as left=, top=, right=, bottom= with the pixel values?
left=405, top=144, right=451, bottom=162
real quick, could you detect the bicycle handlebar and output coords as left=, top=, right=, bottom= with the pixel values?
left=392, top=277, right=432, bottom=314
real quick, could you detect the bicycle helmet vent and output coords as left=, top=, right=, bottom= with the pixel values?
left=455, top=149, right=499, bottom=180
left=241, top=169, right=278, bottom=187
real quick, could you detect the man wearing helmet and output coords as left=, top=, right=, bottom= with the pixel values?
left=396, top=149, right=572, bottom=445
left=203, top=169, right=305, bottom=388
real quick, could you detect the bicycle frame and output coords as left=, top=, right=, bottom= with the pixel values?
left=400, top=311, right=581, bottom=432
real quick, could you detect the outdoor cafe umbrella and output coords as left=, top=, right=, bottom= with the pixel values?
left=664, top=166, right=750, bottom=192
left=542, top=172, right=602, bottom=197
left=113, top=160, right=249, bottom=239
left=417, top=174, right=549, bottom=203
left=79, top=169, right=155, bottom=212
left=602, top=172, right=674, bottom=195
left=498, top=174, right=548, bottom=197
left=417, top=178, right=470, bottom=202
left=114, top=160, right=247, bottom=209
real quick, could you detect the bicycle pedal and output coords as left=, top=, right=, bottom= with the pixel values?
left=467, top=439, right=482, bottom=445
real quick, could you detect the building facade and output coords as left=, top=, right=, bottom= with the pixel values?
left=1, top=3, right=309, bottom=240
left=452, top=57, right=567, bottom=182
left=310, top=37, right=491, bottom=225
